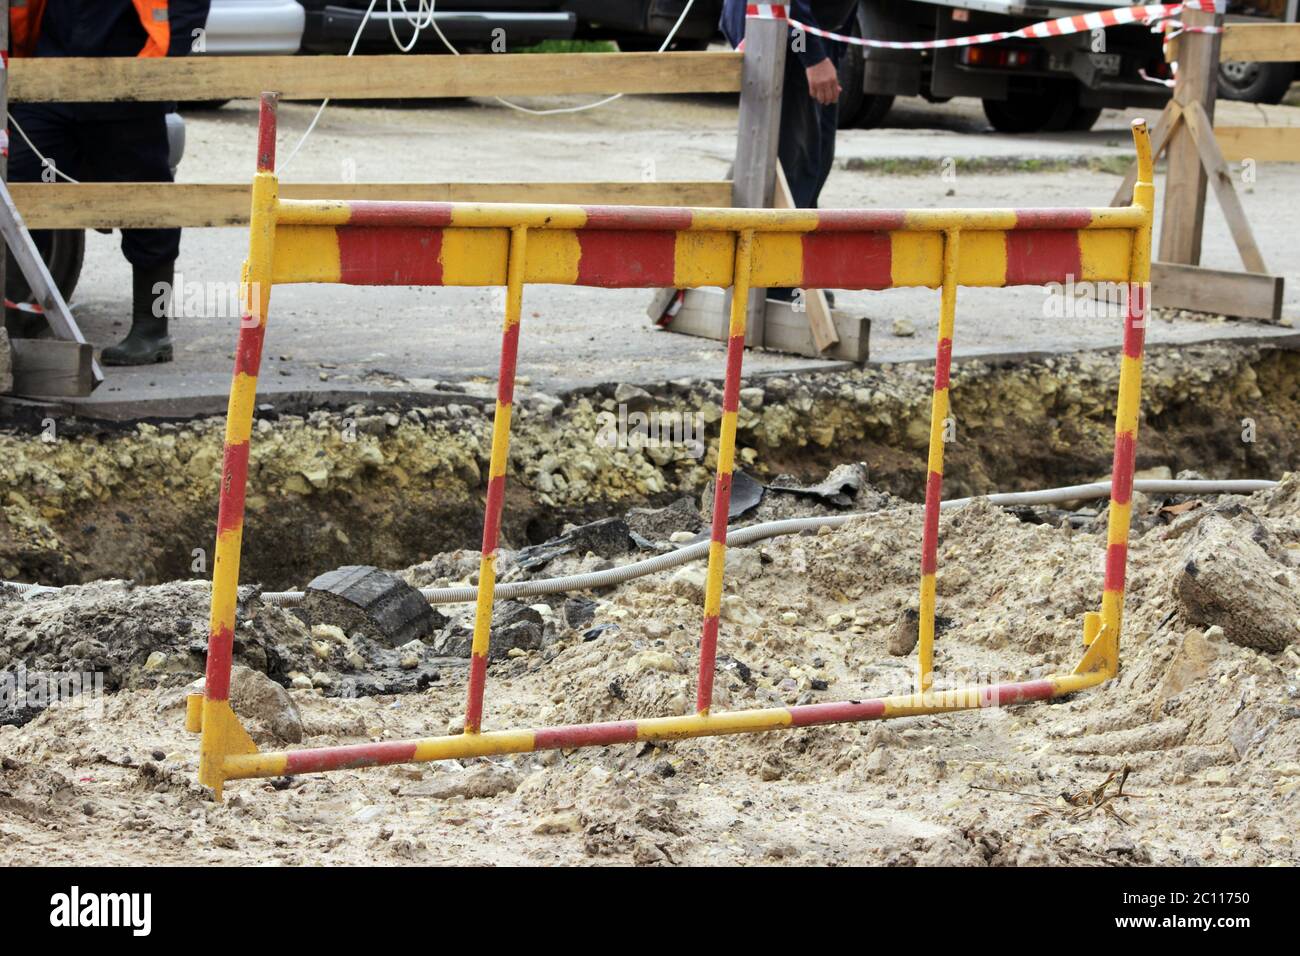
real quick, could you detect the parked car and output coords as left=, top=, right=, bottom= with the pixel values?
left=299, top=1, right=721, bottom=53
left=203, top=0, right=306, bottom=54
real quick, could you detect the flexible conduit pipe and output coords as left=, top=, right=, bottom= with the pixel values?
left=0, top=479, right=1277, bottom=605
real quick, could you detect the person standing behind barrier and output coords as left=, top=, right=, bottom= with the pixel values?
left=721, top=1, right=857, bottom=210
left=7, top=0, right=212, bottom=365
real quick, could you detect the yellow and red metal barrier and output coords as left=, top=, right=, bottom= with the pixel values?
left=190, top=92, right=1154, bottom=798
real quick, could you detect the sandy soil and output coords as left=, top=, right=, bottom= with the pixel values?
left=3, top=475, right=1297, bottom=866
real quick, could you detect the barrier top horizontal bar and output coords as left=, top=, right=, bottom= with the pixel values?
left=274, top=198, right=1150, bottom=232
left=7, top=51, right=744, bottom=103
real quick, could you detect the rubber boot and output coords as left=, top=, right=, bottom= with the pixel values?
left=102, top=262, right=174, bottom=366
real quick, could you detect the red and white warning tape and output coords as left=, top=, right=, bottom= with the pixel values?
left=744, top=2, right=1223, bottom=51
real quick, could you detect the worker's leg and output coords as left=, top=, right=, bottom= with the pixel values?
left=84, top=110, right=178, bottom=365
left=778, top=54, right=825, bottom=210
left=812, top=80, right=841, bottom=204
left=5, top=105, right=84, bottom=337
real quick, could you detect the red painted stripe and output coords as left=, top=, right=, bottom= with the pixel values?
left=987, top=678, right=1057, bottom=708
left=576, top=230, right=677, bottom=287
left=232, top=325, right=265, bottom=378
left=920, top=470, right=943, bottom=575
left=801, top=231, right=892, bottom=290
left=215, top=442, right=251, bottom=536
left=345, top=202, right=455, bottom=228
left=337, top=226, right=443, bottom=285
left=1123, top=283, right=1147, bottom=358
left=709, top=471, right=733, bottom=537
left=465, top=653, right=488, bottom=732
left=1004, top=229, right=1082, bottom=286
left=481, top=474, right=506, bottom=552
left=497, top=322, right=520, bottom=406
left=1104, top=542, right=1128, bottom=592
left=581, top=206, right=693, bottom=231
left=283, top=739, right=420, bottom=775
left=534, top=720, right=639, bottom=750
left=722, top=335, right=745, bottom=412
left=1014, top=208, right=1093, bottom=230
left=1110, top=431, right=1136, bottom=505
left=256, top=93, right=278, bottom=172
left=696, top=614, right=721, bottom=713
left=789, top=698, right=887, bottom=726
left=810, top=209, right=907, bottom=232
left=204, top=624, right=235, bottom=701
left=934, top=337, right=953, bottom=391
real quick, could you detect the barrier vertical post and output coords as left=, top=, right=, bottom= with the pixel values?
left=1159, top=4, right=1223, bottom=266
left=1092, top=119, right=1154, bottom=678
left=697, top=228, right=754, bottom=715
left=464, top=224, right=528, bottom=735
left=199, top=92, right=281, bottom=797
left=917, top=229, right=960, bottom=696
left=730, top=10, right=787, bottom=347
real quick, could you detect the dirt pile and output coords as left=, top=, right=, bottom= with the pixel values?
left=1, top=474, right=1296, bottom=865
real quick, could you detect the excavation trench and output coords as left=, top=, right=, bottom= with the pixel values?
left=2, top=341, right=1297, bottom=591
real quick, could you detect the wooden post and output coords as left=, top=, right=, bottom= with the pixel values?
left=2, top=0, right=10, bottom=343
left=730, top=13, right=786, bottom=347
left=1158, top=5, right=1224, bottom=266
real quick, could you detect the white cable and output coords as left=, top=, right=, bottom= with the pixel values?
left=278, top=0, right=699, bottom=171
left=6, top=112, right=82, bottom=183
left=277, top=0, right=381, bottom=174
left=1, top=478, right=1278, bottom=604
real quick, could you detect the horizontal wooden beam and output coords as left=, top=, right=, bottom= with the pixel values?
left=1213, top=125, right=1300, bottom=163
left=8, top=52, right=743, bottom=103
left=1151, top=260, right=1284, bottom=323
left=10, top=181, right=735, bottom=229
left=1220, top=22, right=1300, bottom=62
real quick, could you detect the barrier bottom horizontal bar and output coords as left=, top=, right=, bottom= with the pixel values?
left=220, top=672, right=1108, bottom=782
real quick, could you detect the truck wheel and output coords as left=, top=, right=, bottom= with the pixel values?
left=982, top=89, right=1075, bottom=133
left=1218, top=61, right=1295, bottom=105
left=836, top=8, right=895, bottom=129
left=4, top=229, right=85, bottom=338
left=1067, top=107, right=1102, bottom=131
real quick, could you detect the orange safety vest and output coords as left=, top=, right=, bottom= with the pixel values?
left=10, top=0, right=173, bottom=59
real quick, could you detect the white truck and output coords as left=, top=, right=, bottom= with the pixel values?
left=836, top=0, right=1298, bottom=131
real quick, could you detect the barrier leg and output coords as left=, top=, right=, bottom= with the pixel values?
left=917, top=229, right=960, bottom=697
left=198, top=93, right=280, bottom=798
left=1081, top=119, right=1153, bottom=680
left=696, top=229, right=754, bottom=715
left=464, top=225, right=529, bottom=735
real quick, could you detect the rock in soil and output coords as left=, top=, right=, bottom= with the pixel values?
left=226, top=664, right=303, bottom=743
left=433, top=601, right=545, bottom=659
left=1172, top=514, right=1300, bottom=653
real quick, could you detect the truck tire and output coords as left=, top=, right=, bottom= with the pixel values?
left=4, top=229, right=85, bottom=339
left=836, top=7, right=895, bottom=129
left=982, top=85, right=1080, bottom=133
left=1218, top=61, right=1295, bottom=105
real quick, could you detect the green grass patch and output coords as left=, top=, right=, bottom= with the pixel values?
left=841, top=153, right=1134, bottom=177
left=518, top=39, right=619, bottom=54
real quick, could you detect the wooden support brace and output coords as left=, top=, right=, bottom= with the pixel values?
left=774, top=164, right=839, bottom=352
left=0, top=181, right=103, bottom=392
left=1181, top=100, right=1268, bottom=275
